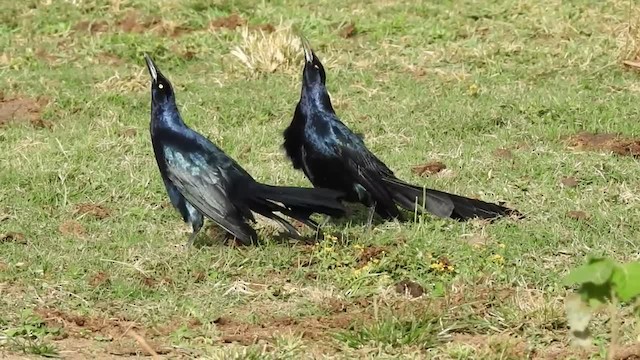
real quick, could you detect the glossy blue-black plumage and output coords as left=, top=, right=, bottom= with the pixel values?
left=145, top=54, right=347, bottom=245
left=283, top=40, right=519, bottom=222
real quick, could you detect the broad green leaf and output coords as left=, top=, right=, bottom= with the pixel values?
left=565, top=293, right=592, bottom=347
left=564, top=257, right=615, bottom=286
left=579, top=282, right=611, bottom=307
left=611, top=262, right=640, bottom=302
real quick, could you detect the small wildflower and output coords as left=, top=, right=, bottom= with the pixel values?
left=498, top=243, right=506, bottom=249
left=468, top=83, right=480, bottom=97
left=324, top=234, right=338, bottom=242
left=353, top=244, right=364, bottom=250
left=491, top=254, right=505, bottom=265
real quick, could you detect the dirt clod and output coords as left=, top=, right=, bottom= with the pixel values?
left=560, top=177, right=579, bottom=188
left=209, top=14, right=246, bottom=30
left=394, top=279, right=424, bottom=298
left=74, top=203, right=112, bottom=220
left=567, top=211, right=589, bottom=220
left=0, top=232, right=26, bottom=244
left=411, top=161, right=447, bottom=176
left=59, top=220, right=86, bottom=238
left=89, top=272, right=110, bottom=287
left=494, top=148, right=513, bottom=159
left=357, top=246, right=387, bottom=267
left=0, top=96, right=49, bottom=128
left=339, top=22, right=357, bottom=38
left=73, top=20, right=109, bottom=34
left=567, top=132, right=640, bottom=157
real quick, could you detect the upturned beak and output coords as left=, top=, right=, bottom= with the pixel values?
left=144, top=53, right=158, bottom=83
left=298, top=34, right=314, bottom=63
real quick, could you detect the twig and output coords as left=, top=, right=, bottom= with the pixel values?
left=127, top=329, right=160, bottom=359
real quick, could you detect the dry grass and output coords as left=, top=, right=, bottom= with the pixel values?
left=231, top=23, right=304, bottom=75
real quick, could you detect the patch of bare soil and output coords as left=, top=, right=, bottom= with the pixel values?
left=74, top=203, right=112, bottom=220
left=338, top=22, right=358, bottom=38
left=567, top=132, right=640, bottom=157
left=58, top=220, right=86, bottom=238
left=0, top=232, right=26, bottom=244
left=34, top=308, right=173, bottom=358
left=356, top=246, right=387, bottom=267
left=394, top=279, right=424, bottom=298
left=209, top=14, right=246, bottom=30
left=214, top=313, right=361, bottom=345
left=411, top=161, right=447, bottom=176
left=0, top=94, right=51, bottom=129
left=73, top=20, right=109, bottom=34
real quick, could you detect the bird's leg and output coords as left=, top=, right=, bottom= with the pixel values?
left=366, top=203, right=377, bottom=230
left=184, top=216, right=204, bottom=249
left=185, top=230, right=199, bottom=248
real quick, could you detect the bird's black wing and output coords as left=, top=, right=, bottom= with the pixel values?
left=161, top=142, right=257, bottom=244
left=325, top=120, right=400, bottom=215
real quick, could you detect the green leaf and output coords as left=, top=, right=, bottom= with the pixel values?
left=564, top=257, right=615, bottom=286
left=579, top=282, right=611, bottom=307
left=611, top=262, right=640, bottom=302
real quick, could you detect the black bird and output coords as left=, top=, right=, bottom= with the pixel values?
left=282, top=38, right=519, bottom=225
left=144, top=54, right=347, bottom=246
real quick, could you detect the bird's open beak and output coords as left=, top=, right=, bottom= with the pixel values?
left=144, top=53, right=158, bottom=83
left=298, top=34, right=314, bottom=63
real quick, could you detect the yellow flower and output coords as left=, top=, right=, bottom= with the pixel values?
left=324, top=234, right=338, bottom=242
left=498, top=243, right=506, bottom=249
left=491, top=254, right=505, bottom=265
left=353, top=244, right=364, bottom=250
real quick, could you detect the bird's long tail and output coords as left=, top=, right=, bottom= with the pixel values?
left=245, top=183, right=347, bottom=238
left=382, top=176, right=520, bottom=220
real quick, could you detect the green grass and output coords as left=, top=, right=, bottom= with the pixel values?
left=1, top=0, right=639, bottom=358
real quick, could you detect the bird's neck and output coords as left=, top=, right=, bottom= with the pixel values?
left=301, top=85, right=335, bottom=116
left=151, top=101, right=185, bottom=129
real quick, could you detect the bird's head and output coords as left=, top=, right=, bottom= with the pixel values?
left=144, top=54, right=175, bottom=103
left=299, top=35, right=326, bottom=86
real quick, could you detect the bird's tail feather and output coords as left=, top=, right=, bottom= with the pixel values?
left=382, top=177, right=519, bottom=220
left=245, top=183, right=346, bottom=238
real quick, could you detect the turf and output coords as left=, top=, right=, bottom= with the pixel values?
left=1, top=0, right=639, bottom=358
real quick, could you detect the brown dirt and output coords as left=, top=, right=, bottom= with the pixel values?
left=97, top=52, right=125, bottom=66
left=494, top=148, right=514, bottom=159
left=118, top=127, right=138, bottom=137
left=356, top=246, right=387, bottom=267
left=209, top=14, right=246, bottom=30
left=566, top=132, right=640, bottom=157
left=74, top=203, right=112, bottom=220
left=394, top=279, right=425, bottom=298
left=73, top=20, right=109, bottom=34
left=115, top=11, right=192, bottom=37
left=339, top=22, right=358, bottom=38
left=560, top=177, right=579, bottom=188
left=567, top=210, right=589, bottom=221
left=89, top=272, right=110, bottom=287
left=0, top=232, right=26, bottom=244
left=58, top=220, right=86, bottom=238
left=0, top=95, right=51, bottom=129
left=34, top=308, right=174, bottom=357
left=411, top=161, right=447, bottom=176
left=214, top=312, right=361, bottom=345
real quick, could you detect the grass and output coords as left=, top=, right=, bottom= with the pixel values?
left=1, top=0, right=639, bottom=358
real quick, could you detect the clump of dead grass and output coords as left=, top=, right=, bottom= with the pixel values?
left=613, top=2, right=640, bottom=62
left=230, top=24, right=303, bottom=75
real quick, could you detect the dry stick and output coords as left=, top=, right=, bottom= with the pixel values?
left=607, top=289, right=620, bottom=360
left=127, top=329, right=160, bottom=359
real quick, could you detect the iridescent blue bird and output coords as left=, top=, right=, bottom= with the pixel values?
left=144, top=54, right=346, bottom=246
left=283, top=38, right=519, bottom=226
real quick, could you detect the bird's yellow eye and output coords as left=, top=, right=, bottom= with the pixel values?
left=158, top=84, right=164, bottom=89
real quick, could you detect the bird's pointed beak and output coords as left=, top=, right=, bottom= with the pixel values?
left=298, top=34, right=314, bottom=63
left=144, top=53, right=158, bottom=83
